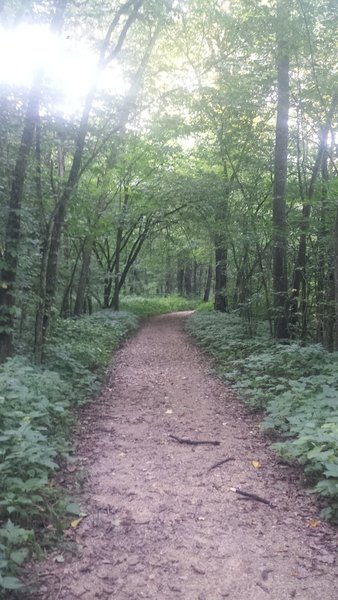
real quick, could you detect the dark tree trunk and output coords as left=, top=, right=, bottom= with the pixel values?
left=272, top=0, right=289, bottom=340
left=74, top=237, right=93, bottom=316
left=111, top=225, right=123, bottom=311
left=177, top=267, right=184, bottom=295
left=192, top=260, right=198, bottom=296
left=214, top=238, right=227, bottom=312
left=164, top=254, right=174, bottom=295
left=0, top=85, right=39, bottom=362
left=60, top=244, right=82, bottom=318
left=321, top=149, right=335, bottom=351
left=184, top=263, right=193, bottom=296
left=334, top=206, right=338, bottom=351
left=203, top=263, right=212, bottom=302
left=103, top=276, right=113, bottom=308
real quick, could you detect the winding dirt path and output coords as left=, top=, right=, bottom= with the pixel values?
left=32, top=312, right=337, bottom=599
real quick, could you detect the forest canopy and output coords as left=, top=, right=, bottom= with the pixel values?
left=0, top=0, right=338, bottom=361
left=1, top=2, right=338, bottom=590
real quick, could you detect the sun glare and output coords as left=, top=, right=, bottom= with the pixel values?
left=0, top=24, right=126, bottom=115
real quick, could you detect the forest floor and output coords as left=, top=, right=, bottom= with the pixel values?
left=28, top=312, right=338, bottom=600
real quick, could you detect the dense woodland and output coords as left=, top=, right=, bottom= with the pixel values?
left=0, top=0, right=338, bottom=359
left=0, top=0, right=338, bottom=593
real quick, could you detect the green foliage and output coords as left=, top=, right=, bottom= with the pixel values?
left=186, top=312, right=338, bottom=521
left=47, top=310, right=138, bottom=399
left=120, top=295, right=199, bottom=317
left=0, top=310, right=138, bottom=594
left=195, top=301, right=214, bottom=312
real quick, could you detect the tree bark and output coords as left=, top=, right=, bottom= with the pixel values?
left=111, top=225, right=123, bottom=311
left=0, top=85, right=40, bottom=362
left=334, top=206, right=338, bottom=351
left=73, top=237, right=93, bottom=316
left=177, top=266, right=184, bottom=295
left=60, top=245, right=82, bottom=318
left=272, top=0, right=290, bottom=339
left=214, top=237, right=227, bottom=312
left=184, top=263, right=193, bottom=296
left=203, top=263, right=213, bottom=302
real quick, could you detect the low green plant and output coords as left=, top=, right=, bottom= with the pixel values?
left=186, top=311, right=338, bottom=521
left=0, top=309, right=138, bottom=595
left=0, top=521, right=33, bottom=593
left=120, top=295, right=199, bottom=317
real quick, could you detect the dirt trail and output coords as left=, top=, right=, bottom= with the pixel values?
left=31, top=312, right=337, bottom=600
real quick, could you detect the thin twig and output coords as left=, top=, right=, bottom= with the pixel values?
left=169, top=434, right=221, bottom=446
left=55, top=575, right=64, bottom=600
left=231, top=487, right=275, bottom=508
left=207, top=457, right=235, bottom=472
left=256, top=581, right=270, bottom=594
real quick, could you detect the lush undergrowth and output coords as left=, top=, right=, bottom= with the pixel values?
left=186, top=311, right=338, bottom=521
left=120, top=295, right=200, bottom=317
left=0, top=310, right=138, bottom=595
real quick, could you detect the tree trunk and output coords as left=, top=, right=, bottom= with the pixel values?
left=334, top=206, right=338, bottom=351
left=203, top=263, right=212, bottom=302
left=0, top=85, right=39, bottom=362
left=214, top=237, right=227, bottom=312
left=192, top=260, right=198, bottom=296
left=73, top=237, right=93, bottom=316
left=272, top=0, right=289, bottom=340
left=184, top=263, right=193, bottom=296
left=103, top=276, right=113, bottom=308
left=177, top=267, right=184, bottom=295
left=111, top=225, right=123, bottom=311
left=60, top=243, right=82, bottom=318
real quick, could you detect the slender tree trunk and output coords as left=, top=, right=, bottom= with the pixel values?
left=192, top=259, right=198, bottom=296
left=334, top=206, right=338, bottom=351
left=164, top=254, right=174, bottom=295
left=203, top=263, right=212, bottom=302
left=103, top=276, right=113, bottom=308
left=73, top=237, right=93, bottom=316
left=117, top=231, right=149, bottom=295
left=272, top=0, right=289, bottom=340
left=60, top=248, right=81, bottom=318
left=214, top=236, right=227, bottom=312
left=0, top=85, right=40, bottom=362
left=316, top=203, right=326, bottom=344
left=111, top=226, right=123, bottom=311
left=177, top=267, right=184, bottom=295
left=184, top=263, right=193, bottom=296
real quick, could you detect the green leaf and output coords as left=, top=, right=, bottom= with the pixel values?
left=10, top=548, right=29, bottom=565
left=65, top=502, right=81, bottom=516
left=0, top=575, right=23, bottom=590
left=324, top=464, right=338, bottom=478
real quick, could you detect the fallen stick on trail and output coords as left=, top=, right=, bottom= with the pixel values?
left=169, top=434, right=221, bottom=446
left=230, top=487, right=275, bottom=508
left=207, top=457, right=235, bottom=472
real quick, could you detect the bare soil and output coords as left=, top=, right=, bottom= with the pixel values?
left=29, top=312, right=338, bottom=599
